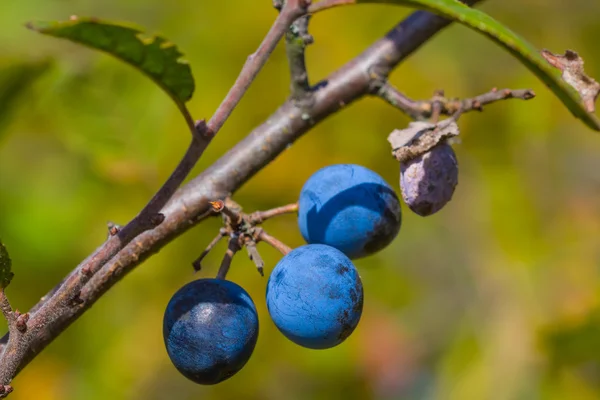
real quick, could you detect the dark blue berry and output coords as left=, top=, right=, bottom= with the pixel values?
left=266, top=244, right=364, bottom=349
left=298, top=164, right=402, bottom=259
left=163, top=278, right=258, bottom=385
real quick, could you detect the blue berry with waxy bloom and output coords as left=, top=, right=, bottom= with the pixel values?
left=400, top=142, right=458, bottom=217
left=266, top=244, right=364, bottom=349
left=297, top=164, right=402, bottom=259
left=163, top=278, right=259, bottom=385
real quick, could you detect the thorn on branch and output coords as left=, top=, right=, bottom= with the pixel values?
left=375, top=82, right=535, bottom=121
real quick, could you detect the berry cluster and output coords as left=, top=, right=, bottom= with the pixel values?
left=163, top=152, right=456, bottom=384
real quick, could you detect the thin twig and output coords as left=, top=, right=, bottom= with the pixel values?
left=206, top=0, right=309, bottom=135
left=191, top=229, right=227, bottom=272
left=216, top=237, right=241, bottom=280
left=376, top=82, right=536, bottom=120
left=256, top=229, right=293, bottom=255
left=249, top=202, right=299, bottom=224
left=307, top=0, right=354, bottom=14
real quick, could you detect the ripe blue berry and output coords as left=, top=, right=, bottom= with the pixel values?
left=163, top=278, right=259, bottom=385
left=298, top=164, right=401, bottom=259
left=266, top=244, right=364, bottom=349
left=400, top=142, right=458, bottom=216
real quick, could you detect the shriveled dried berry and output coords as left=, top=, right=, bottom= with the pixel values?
left=399, top=142, right=458, bottom=216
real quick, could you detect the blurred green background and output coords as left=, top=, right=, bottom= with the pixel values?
left=1, top=1, right=600, bottom=399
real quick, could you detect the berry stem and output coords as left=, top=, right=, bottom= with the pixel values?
left=249, top=202, right=299, bottom=224
left=216, top=237, right=241, bottom=280
left=256, top=229, right=293, bottom=255
left=192, top=228, right=227, bottom=272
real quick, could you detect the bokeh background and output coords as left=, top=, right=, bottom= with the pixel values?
left=1, top=1, right=600, bottom=399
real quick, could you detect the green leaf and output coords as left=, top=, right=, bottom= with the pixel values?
left=358, top=0, right=600, bottom=131
left=26, top=17, right=195, bottom=107
left=0, top=59, right=52, bottom=140
left=0, top=241, right=13, bottom=289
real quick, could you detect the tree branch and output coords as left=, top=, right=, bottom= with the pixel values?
left=376, top=83, right=536, bottom=120
left=0, top=0, right=485, bottom=386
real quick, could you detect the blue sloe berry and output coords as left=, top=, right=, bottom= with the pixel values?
left=298, top=164, right=402, bottom=259
left=399, top=142, right=458, bottom=217
left=163, top=278, right=259, bottom=385
left=266, top=244, right=364, bottom=349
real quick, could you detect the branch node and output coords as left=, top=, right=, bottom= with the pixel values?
left=69, top=293, right=84, bottom=307
left=15, top=313, right=29, bottom=333
left=149, top=213, right=165, bottom=227
left=0, top=385, right=13, bottom=397
left=273, top=0, right=284, bottom=11
left=107, top=222, right=120, bottom=237
left=210, top=199, right=243, bottom=228
left=80, top=265, right=92, bottom=277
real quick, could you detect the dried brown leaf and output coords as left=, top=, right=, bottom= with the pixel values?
left=388, top=119, right=460, bottom=164
left=542, top=49, right=600, bottom=113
